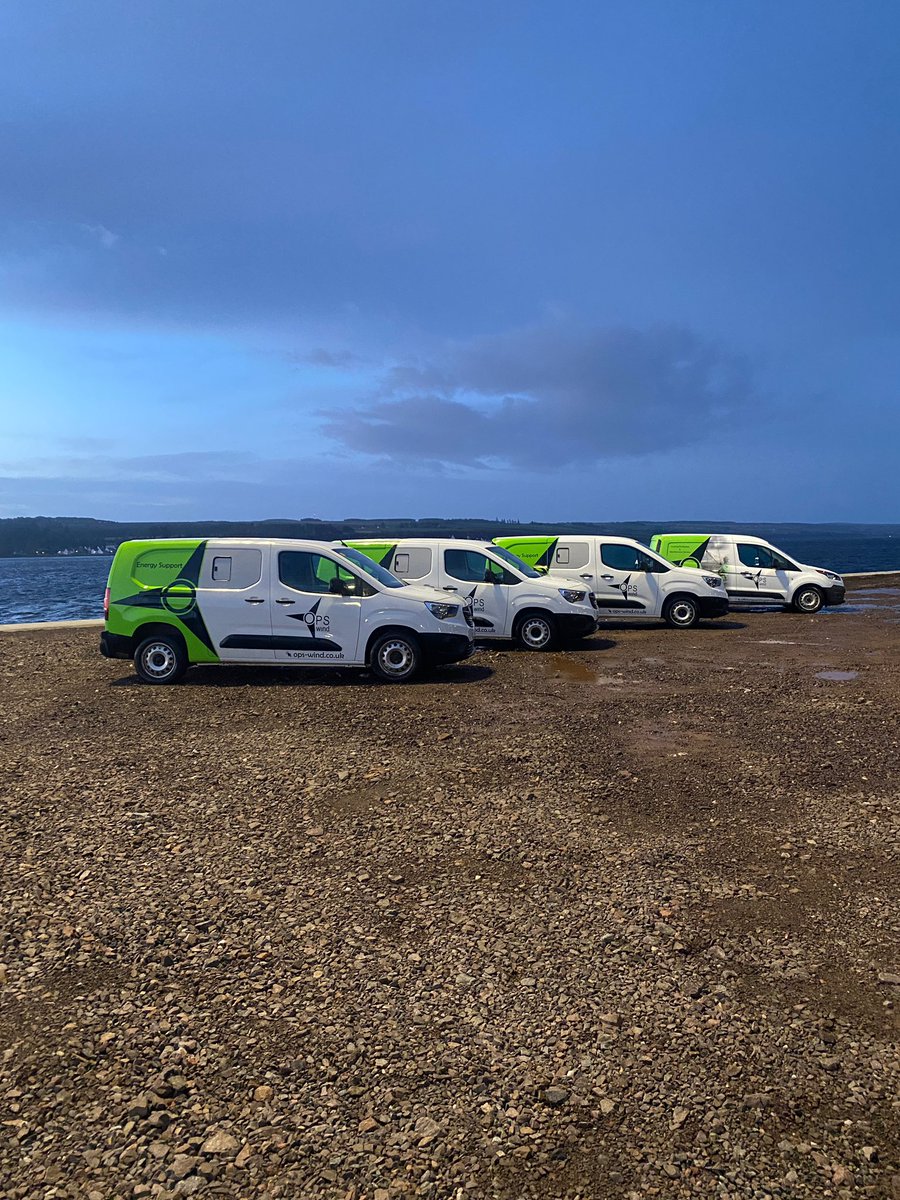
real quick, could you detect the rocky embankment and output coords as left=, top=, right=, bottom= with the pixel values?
left=0, top=591, right=898, bottom=1198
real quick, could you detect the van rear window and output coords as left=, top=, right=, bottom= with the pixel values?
left=202, top=548, right=262, bottom=589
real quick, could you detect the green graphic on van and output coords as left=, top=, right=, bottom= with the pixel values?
left=493, top=536, right=557, bottom=572
left=110, top=540, right=217, bottom=656
left=344, top=540, right=396, bottom=567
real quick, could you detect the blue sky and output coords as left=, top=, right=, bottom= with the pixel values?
left=1, top=0, right=899, bottom=522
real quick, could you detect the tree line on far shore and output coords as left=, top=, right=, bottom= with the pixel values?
left=2, top=515, right=896, bottom=558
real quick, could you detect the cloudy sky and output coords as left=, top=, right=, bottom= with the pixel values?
left=2, top=1, right=899, bottom=522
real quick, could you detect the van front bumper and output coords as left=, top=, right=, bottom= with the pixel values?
left=100, top=631, right=133, bottom=659
left=697, top=596, right=730, bottom=619
left=824, top=584, right=846, bottom=606
left=556, top=613, right=601, bottom=639
left=419, top=631, right=476, bottom=664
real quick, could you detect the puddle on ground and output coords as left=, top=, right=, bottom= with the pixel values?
left=851, top=587, right=900, bottom=597
left=815, top=670, right=858, bottom=682
left=545, top=656, right=627, bottom=685
left=631, top=726, right=721, bottom=759
left=543, top=656, right=599, bottom=683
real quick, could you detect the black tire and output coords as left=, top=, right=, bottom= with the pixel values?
left=514, top=611, right=557, bottom=651
left=662, top=596, right=700, bottom=629
left=133, top=632, right=188, bottom=684
left=369, top=631, right=421, bottom=683
left=792, top=585, right=824, bottom=614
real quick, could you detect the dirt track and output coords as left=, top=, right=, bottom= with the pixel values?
left=1, top=589, right=898, bottom=1199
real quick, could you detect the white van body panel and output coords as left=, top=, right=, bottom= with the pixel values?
left=200, top=538, right=474, bottom=667
left=657, top=533, right=845, bottom=609
left=344, top=539, right=599, bottom=643
left=198, top=541, right=274, bottom=662
left=496, top=536, right=727, bottom=622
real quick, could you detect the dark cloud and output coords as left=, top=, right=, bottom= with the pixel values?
left=322, top=322, right=754, bottom=468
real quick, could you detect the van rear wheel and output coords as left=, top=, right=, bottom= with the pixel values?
left=792, top=585, right=824, bottom=613
left=515, top=612, right=557, bottom=651
left=662, top=596, right=699, bottom=629
left=370, top=632, right=421, bottom=683
left=134, top=633, right=188, bottom=684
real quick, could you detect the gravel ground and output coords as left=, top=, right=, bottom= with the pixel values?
left=1, top=587, right=898, bottom=1199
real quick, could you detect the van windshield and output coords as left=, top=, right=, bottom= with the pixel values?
left=337, top=547, right=406, bottom=588
left=489, top=545, right=541, bottom=578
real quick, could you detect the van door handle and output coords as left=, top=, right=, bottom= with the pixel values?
left=275, top=598, right=295, bottom=605
left=443, top=586, right=458, bottom=592
left=600, top=574, right=614, bottom=581
left=580, top=573, right=593, bottom=580
left=244, top=596, right=266, bottom=604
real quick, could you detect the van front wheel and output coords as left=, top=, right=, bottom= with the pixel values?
left=134, top=633, right=188, bottom=684
left=370, top=632, right=421, bottom=683
left=662, top=596, right=699, bottom=629
left=792, top=585, right=823, bottom=614
left=515, top=612, right=557, bottom=651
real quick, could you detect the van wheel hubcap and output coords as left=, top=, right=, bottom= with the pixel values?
left=378, top=640, right=414, bottom=676
left=521, top=618, right=551, bottom=648
left=142, top=643, right=176, bottom=678
left=671, top=602, right=695, bottom=625
left=798, top=590, right=821, bottom=611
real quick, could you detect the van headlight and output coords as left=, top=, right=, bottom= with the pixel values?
left=558, top=588, right=586, bottom=603
left=702, top=575, right=722, bottom=589
left=425, top=601, right=459, bottom=620
left=818, top=569, right=842, bottom=582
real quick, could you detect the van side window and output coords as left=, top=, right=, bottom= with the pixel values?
left=391, top=547, right=432, bottom=579
left=558, top=541, right=590, bottom=570
left=204, top=549, right=262, bottom=589
left=445, top=549, right=516, bottom=585
left=771, top=551, right=798, bottom=571
left=737, top=544, right=776, bottom=570
left=600, top=544, right=642, bottom=572
left=600, top=544, right=666, bottom=574
left=279, top=551, right=374, bottom=597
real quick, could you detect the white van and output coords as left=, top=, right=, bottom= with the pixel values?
left=650, top=533, right=845, bottom=613
left=343, top=538, right=599, bottom=650
left=493, top=534, right=728, bottom=628
left=101, top=538, right=475, bottom=684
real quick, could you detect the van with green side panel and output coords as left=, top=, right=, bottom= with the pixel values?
left=649, top=533, right=845, bottom=613
left=101, top=538, right=474, bottom=684
left=341, top=538, right=599, bottom=650
left=492, top=534, right=728, bottom=628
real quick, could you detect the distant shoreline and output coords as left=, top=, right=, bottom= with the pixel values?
left=2, top=515, right=899, bottom=560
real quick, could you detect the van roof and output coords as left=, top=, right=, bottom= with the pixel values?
left=502, top=533, right=645, bottom=546
left=346, top=537, right=496, bottom=551
left=655, top=532, right=771, bottom=546
left=118, top=536, right=344, bottom=552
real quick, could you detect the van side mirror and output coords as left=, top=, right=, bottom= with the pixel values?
left=484, top=567, right=497, bottom=583
left=330, top=576, right=359, bottom=596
